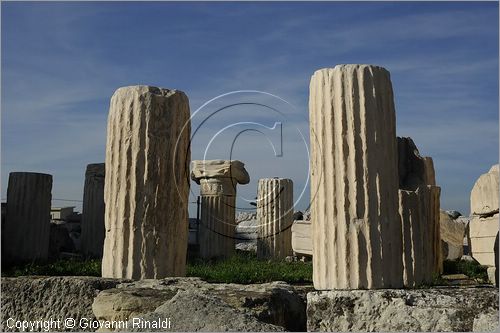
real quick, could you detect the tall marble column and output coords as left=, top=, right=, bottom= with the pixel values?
left=4, top=172, right=52, bottom=263
left=81, top=163, right=105, bottom=258
left=102, top=85, right=191, bottom=279
left=309, top=64, right=403, bottom=289
left=257, top=178, right=293, bottom=259
left=191, top=160, right=250, bottom=259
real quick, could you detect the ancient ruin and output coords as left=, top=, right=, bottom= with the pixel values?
left=2, top=2, right=499, bottom=330
left=3, top=172, right=53, bottom=263
left=397, top=137, right=436, bottom=189
left=309, top=64, right=403, bottom=289
left=398, top=185, right=441, bottom=286
left=440, top=211, right=467, bottom=260
left=102, top=86, right=191, bottom=279
left=191, top=160, right=250, bottom=258
left=469, top=164, right=499, bottom=284
left=257, top=178, right=293, bottom=259
left=81, top=163, right=105, bottom=258
left=397, top=137, right=442, bottom=286
left=471, top=164, right=499, bottom=217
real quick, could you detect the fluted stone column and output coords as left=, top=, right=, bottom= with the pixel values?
left=397, top=137, right=442, bottom=286
left=397, top=137, right=436, bottom=188
left=191, top=160, right=250, bottom=259
left=429, top=186, right=442, bottom=275
left=257, top=178, right=293, bottom=259
left=399, top=185, right=441, bottom=286
left=309, top=64, right=403, bottom=290
left=81, top=163, right=105, bottom=258
left=4, top=172, right=52, bottom=263
left=102, top=86, right=191, bottom=279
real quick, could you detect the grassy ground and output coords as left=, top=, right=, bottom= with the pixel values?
left=2, top=252, right=313, bottom=284
left=442, top=258, right=488, bottom=280
left=187, top=252, right=312, bottom=284
left=2, top=255, right=489, bottom=286
left=2, top=258, right=102, bottom=277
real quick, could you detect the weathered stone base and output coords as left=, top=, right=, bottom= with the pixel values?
left=1, top=276, right=128, bottom=332
left=307, top=287, right=499, bottom=332
left=3, top=276, right=498, bottom=332
left=1, top=276, right=308, bottom=332
left=93, top=278, right=308, bottom=332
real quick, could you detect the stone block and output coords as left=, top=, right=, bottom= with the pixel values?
left=487, top=267, right=498, bottom=286
left=291, top=221, right=312, bottom=256
left=471, top=165, right=499, bottom=216
left=1, top=276, right=126, bottom=332
left=307, top=288, right=499, bottom=332
left=469, top=214, right=498, bottom=267
left=440, top=210, right=467, bottom=260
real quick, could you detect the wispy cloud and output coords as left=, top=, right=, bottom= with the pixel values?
left=1, top=2, right=498, bottom=215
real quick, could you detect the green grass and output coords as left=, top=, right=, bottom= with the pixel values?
left=414, top=259, right=490, bottom=288
left=2, top=252, right=313, bottom=284
left=2, top=256, right=489, bottom=286
left=443, top=258, right=489, bottom=281
left=186, top=252, right=312, bottom=284
left=2, top=259, right=101, bottom=277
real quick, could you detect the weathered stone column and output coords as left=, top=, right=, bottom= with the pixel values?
left=309, top=64, right=403, bottom=289
left=399, top=185, right=441, bottom=286
left=469, top=164, right=499, bottom=285
left=102, top=86, right=191, bottom=279
left=257, top=178, right=293, bottom=259
left=397, top=137, right=442, bottom=286
left=81, top=163, right=105, bottom=258
left=191, top=160, right=250, bottom=259
left=397, top=137, right=436, bottom=188
left=4, top=172, right=52, bottom=263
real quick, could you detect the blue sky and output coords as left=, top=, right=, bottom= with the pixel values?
left=1, top=1, right=498, bottom=216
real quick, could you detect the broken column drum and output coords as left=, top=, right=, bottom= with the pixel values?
left=102, top=85, right=191, bottom=280
left=81, top=163, right=105, bottom=258
left=398, top=185, right=441, bottom=287
left=257, top=178, right=294, bottom=259
left=4, top=172, right=52, bottom=263
left=397, top=137, right=442, bottom=287
left=309, top=64, right=403, bottom=289
left=191, top=160, right=250, bottom=259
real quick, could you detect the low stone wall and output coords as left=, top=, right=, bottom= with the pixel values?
left=93, top=278, right=308, bottom=332
left=307, top=287, right=499, bottom=332
left=2, top=276, right=498, bottom=332
left=1, top=276, right=127, bottom=332
left=1, top=276, right=308, bottom=332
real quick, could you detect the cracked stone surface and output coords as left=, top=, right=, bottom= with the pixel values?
left=307, top=287, right=499, bottom=332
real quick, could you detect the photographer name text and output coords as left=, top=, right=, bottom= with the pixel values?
left=5, top=317, right=172, bottom=331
